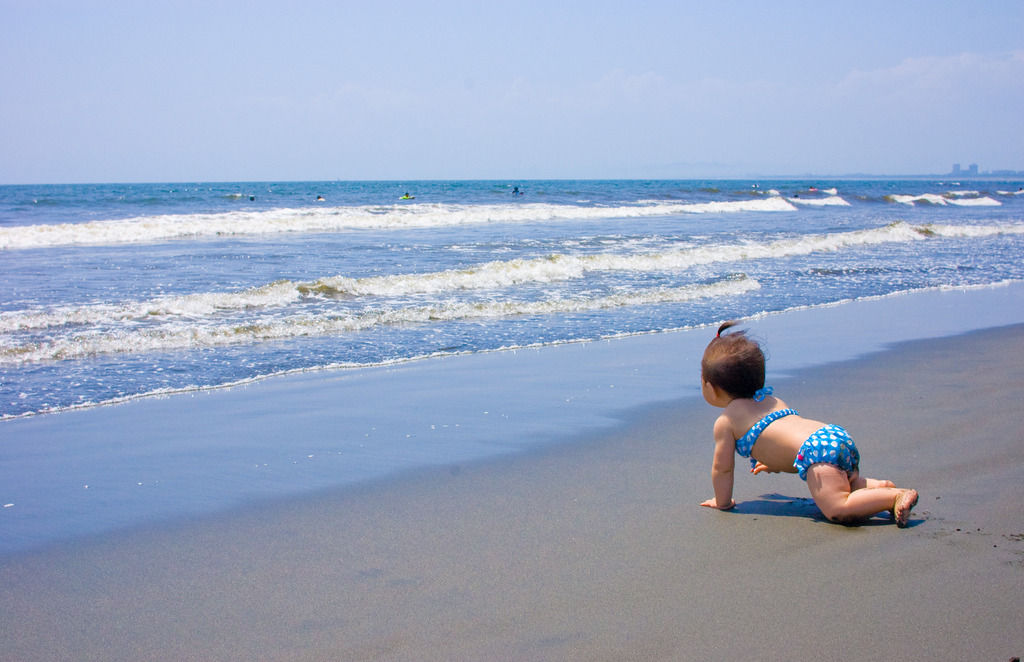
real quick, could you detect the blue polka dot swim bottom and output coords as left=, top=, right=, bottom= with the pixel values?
left=793, top=424, right=860, bottom=481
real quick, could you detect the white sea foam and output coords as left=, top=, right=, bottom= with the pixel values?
left=301, top=221, right=1018, bottom=298
left=0, top=280, right=301, bottom=332
left=945, top=196, right=1001, bottom=206
left=890, top=193, right=949, bottom=205
left=919, top=223, right=1024, bottom=238
left=890, top=193, right=1001, bottom=206
left=0, top=198, right=800, bottom=250
left=4, top=221, right=1021, bottom=334
left=788, top=196, right=850, bottom=206
left=0, top=278, right=759, bottom=364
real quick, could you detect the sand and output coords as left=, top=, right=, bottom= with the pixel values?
left=1, top=324, right=1023, bottom=660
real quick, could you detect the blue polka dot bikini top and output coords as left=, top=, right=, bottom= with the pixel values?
left=735, top=408, right=799, bottom=459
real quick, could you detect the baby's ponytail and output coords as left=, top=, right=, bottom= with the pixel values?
left=716, top=320, right=740, bottom=338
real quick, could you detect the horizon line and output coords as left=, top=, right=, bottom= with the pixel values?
left=4, top=172, right=1024, bottom=187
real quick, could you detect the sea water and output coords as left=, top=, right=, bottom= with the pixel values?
left=2, top=179, right=1024, bottom=553
left=3, top=179, right=1023, bottom=419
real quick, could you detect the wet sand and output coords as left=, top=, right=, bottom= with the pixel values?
left=1, top=324, right=1023, bottom=661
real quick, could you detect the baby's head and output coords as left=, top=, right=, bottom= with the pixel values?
left=701, top=321, right=765, bottom=399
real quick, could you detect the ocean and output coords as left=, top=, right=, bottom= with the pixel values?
left=3, top=178, right=1024, bottom=553
left=3, top=179, right=1023, bottom=420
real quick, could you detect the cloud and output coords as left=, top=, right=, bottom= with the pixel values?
left=833, top=50, right=1024, bottom=102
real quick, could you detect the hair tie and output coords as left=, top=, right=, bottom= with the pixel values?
left=753, top=386, right=773, bottom=402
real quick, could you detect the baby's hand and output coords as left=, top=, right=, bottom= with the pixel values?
left=700, top=498, right=735, bottom=510
left=751, top=462, right=777, bottom=475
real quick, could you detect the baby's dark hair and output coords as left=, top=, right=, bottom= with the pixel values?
left=701, top=320, right=765, bottom=398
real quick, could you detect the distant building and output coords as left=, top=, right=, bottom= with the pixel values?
left=951, top=163, right=983, bottom=177
left=947, top=163, right=1024, bottom=177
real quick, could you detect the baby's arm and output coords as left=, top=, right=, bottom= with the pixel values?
left=701, top=415, right=736, bottom=510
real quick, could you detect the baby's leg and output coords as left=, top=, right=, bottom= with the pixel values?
left=805, top=464, right=904, bottom=524
left=849, top=472, right=896, bottom=490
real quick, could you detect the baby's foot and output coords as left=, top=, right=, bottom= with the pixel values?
left=892, top=489, right=918, bottom=528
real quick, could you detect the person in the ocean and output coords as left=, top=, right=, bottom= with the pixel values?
left=699, top=321, right=919, bottom=526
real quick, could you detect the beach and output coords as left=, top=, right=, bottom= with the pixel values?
left=3, top=178, right=1024, bottom=660
left=1, top=298, right=1022, bottom=660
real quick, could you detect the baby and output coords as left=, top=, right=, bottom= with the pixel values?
left=699, top=321, right=918, bottom=526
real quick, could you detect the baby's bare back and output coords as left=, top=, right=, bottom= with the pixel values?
left=727, top=398, right=826, bottom=473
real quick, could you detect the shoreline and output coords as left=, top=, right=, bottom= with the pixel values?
left=2, top=320, right=1022, bottom=659
left=3, top=282, right=1024, bottom=556
left=3, top=280, right=1020, bottom=426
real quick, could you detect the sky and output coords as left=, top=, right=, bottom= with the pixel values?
left=2, top=0, right=1023, bottom=184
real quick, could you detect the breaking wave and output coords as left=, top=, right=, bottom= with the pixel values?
left=0, top=277, right=759, bottom=364
left=0, top=198, right=798, bottom=250
left=4, top=220, right=1020, bottom=335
